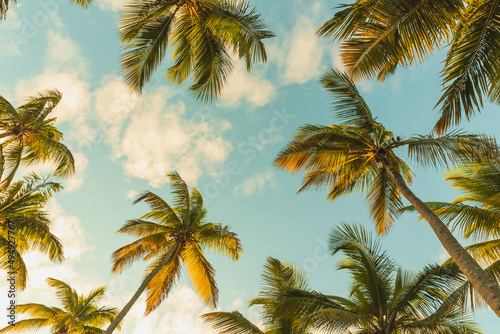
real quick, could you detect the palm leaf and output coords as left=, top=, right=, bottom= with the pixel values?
left=435, top=0, right=500, bottom=134
left=183, top=241, right=218, bottom=308
left=201, top=311, right=264, bottom=334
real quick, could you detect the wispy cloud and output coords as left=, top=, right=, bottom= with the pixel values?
left=233, top=171, right=277, bottom=197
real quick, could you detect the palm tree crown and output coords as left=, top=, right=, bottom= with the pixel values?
left=0, top=90, right=75, bottom=188
left=273, top=223, right=483, bottom=333
left=319, top=0, right=500, bottom=134
left=119, top=0, right=275, bottom=102
left=275, top=69, right=497, bottom=234
left=203, top=257, right=313, bottom=334
left=0, top=277, right=118, bottom=333
left=274, top=69, right=500, bottom=317
left=105, top=172, right=242, bottom=333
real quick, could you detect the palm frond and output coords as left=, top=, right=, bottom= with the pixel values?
left=366, top=166, right=402, bottom=235
left=403, top=131, right=499, bottom=169
left=184, top=241, right=218, bottom=308
left=320, top=69, right=375, bottom=129
left=435, top=0, right=500, bottom=134
left=144, top=244, right=183, bottom=314
left=201, top=311, right=264, bottom=334
left=120, top=2, right=178, bottom=93
left=333, top=0, right=463, bottom=81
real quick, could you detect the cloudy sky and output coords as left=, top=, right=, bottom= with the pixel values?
left=1, top=0, right=500, bottom=332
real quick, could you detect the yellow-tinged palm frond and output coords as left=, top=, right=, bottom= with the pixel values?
left=144, top=244, right=183, bottom=314
left=0, top=319, right=50, bottom=333
left=201, top=311, right=264, bottom=334
left=183, top=241, right=218, bottom=308
left=435, top=0, right=500, bottom=134
left=197, top=224, right=242, bottom=260
left=112, top=233, right=172, bottom=274
left=119, top=0, right=274, bottom=102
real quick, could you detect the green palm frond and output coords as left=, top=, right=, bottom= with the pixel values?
left=202, top=0, right=275, bottom=69
left=366, top=166, right=402, bottom=234
left=435, top=0, right=500, bottom=134
left=322, top=0, right=463, bottom=81
left=0, top=278, right=116, bottom=333
left=120, top=2, right=178, bottom=92
left=320, top=68, right=375, bottom=129
left=402, top=131, right=499, bottom=169
left=201, top=311, right=264, bottom=334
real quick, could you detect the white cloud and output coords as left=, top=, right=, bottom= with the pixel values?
left=46, top=200, right=92, bottom=260
left=126, top=190, right=139, bottom=199
left=220, top=59, right=276, bottom=107
left=233, top=171, right=277, bottom=197
left=97, top=0, right=127, bottom=11
left=272, top=1, right=329, bottom=85
left=94, top=78, right=233, bottom=187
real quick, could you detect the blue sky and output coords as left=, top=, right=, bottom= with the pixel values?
left=1, top=0, right=499, bottom=332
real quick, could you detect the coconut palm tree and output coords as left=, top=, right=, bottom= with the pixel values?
left=0, top=90, right=75, bottom=188
left=0, top=277, right=119, bottom=333
left=202, top=257, right=313, bottom=334
left=119, top=0, right=275, bottom=102
left=104, top=171, right=242, bottom=333
left=274, top=69, right=500, bottom=316
left=318, top=0, right=500, bottom=134
left=404, top=162, right=500, bottom=310
left=0, top=173, right=63, bottom=291
left=269, top=223, right=482, bottom=333
left=0, top=0, right=92, bottom=20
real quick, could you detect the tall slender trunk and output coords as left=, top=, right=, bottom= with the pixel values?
left=104, top=242, right=181, bottom=334
left=383, top=160, right=500, bottom=317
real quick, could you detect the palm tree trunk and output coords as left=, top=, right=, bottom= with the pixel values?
left=382, top=160, right=500, bottom=317
left=104, top=242, right=181, bottom=334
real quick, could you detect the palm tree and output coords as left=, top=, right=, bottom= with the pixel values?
left=318, top=0, right=500, bottom=134
left=0, top=0, right=92, bottom=20
left=0, top=173, right=63, bottom=291
left=404, top=162, right=500, bottom=310
left=202, top=257, right=313, bottom=334
left=274, top=69, right=500, bottom=316
left=0, top=90, right=75, bottom=188
left=0, top=277, right=119, bottom=333
left=119, top=0, right=275, bottom=102
left=269, top=223, right=483, bottom=333
left=104, top=171, right=242, bottom=333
